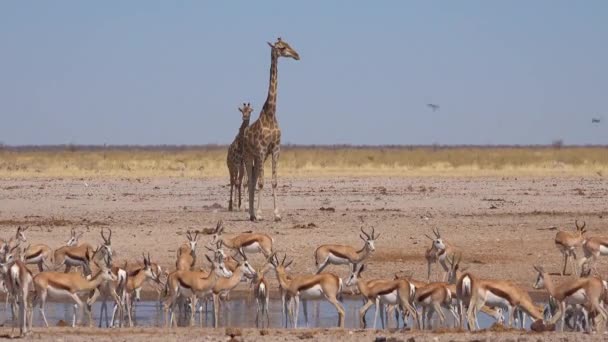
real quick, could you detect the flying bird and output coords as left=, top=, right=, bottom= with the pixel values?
left=592, top=118, right=601, bottom=124
left=427, top=103, right=440, bottom=112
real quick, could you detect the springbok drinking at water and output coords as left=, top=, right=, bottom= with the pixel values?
left=270, top=253, right=345, bottom=328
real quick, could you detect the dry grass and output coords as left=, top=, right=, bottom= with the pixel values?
left=0, top=145, right=607, bottom=178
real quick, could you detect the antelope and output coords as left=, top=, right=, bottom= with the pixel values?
left=459, top=271, right=547, bottom=331
left=30, top=252, right=117, bottom=328
left=210, top=220, right=273, bottom=258
left=0, top=226, right=28, bottom=251
left=424, top=227, right=456, bottom=281
left=533, top=265, right=608, bottom=332
left=270, top=253, right=345, bottom=328
left=106, top=253, right=161, bottom=327
left=581, top=234, right=608, bottom=273
left=86, top=247, right=128, bottom=328
left=554, top=220, right=586, bottom=276
left=176, top=230, right=200, bottom=271
left=442, top=254, right=509, bottom=329
left=209, top=250, right=257, bottom=328
left=346, top=263, right=419, bottom=330
left=0, top=243, right=34, bottom=336
left=252, top=261, right=274, bottom=328
left=52, top=230, right=97, bottom=276
left=314, top=227, right=379, bottom=274
left=163, top=254, right=232, bottom=327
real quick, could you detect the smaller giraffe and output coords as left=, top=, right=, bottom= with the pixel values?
left=227, top=103, right=253, bottom=211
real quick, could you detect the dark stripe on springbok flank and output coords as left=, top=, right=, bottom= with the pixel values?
left=47, top=278, right=73, bottom=293
left=25, top=249, right=43, bottom=260
left=485, top=284, right=514, bottom=304
left=178, top=278, right=192, bottom=290
left=329, top=250, right=350, bottom=260
left=416, top=287, right=436, bottom=303
left=563, top=284, right=585, bottom=298
left=240, top=239, right=259, bottom=247
left=65, top=252, right=87, bottom=263
left=297, top=281, right=321, bottom=292
left=377, top=286, right=399, bottom=296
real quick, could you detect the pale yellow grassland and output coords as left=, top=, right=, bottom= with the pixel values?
left=0, top=146, right=607, bottom=178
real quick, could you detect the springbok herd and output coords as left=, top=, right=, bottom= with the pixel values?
left=1, top=217, right=608, bottom=336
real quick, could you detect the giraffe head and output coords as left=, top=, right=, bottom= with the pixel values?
left=268, top=37, right=300, bottom=60
left=238, top=103, right=253, bottom=121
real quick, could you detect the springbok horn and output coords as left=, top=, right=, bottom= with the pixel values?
left=424, top=234, right=435, bottom=241
left=371, top=227, right=375, bottom=238
left=360, top=227, right=370, bottom=239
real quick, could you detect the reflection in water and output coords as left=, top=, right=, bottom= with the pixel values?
left=12, top=298, right=530, bottom=330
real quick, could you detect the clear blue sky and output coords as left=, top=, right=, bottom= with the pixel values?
left=1, top=1, right=607, bottom=145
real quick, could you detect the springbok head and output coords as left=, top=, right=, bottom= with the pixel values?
left=425, top=227, right=446, bottom=251
left=210, top=220, right=224, bottom=246
left=360, top=227, right=380, bottom=252
left=185, top=230, right=200, bottom=251
left=16, top=226, right=28, bottom=243
left=574, top=220, right=587, bottom=236
left=100, top=227, right=113, bottom=256
left=66, top=229, right=83, bottom=247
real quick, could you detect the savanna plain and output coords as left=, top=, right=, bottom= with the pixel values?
left=0, top=146, right=607, bottom=341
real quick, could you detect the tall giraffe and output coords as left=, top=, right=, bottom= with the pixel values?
left=227, top=102, right=253, bottom=211
left=243, top=38, right=300, bottom=221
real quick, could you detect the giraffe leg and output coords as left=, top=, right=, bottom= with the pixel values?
left=246, top=158, right=258, bottom=221
left=255, top=155, right=265, bottom=221
left=271, top=147, right=281, bottom=221
left=228, top=179, right=234, bottom=212
left=238, top=159, right=247, bottom=211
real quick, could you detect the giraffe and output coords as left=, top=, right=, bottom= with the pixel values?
left=227, top=102, right=253, bottom=211
left=243, top=38, right=300, bottom=222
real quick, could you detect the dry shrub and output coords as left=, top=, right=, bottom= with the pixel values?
left=0, top=145, right=607, bottom=178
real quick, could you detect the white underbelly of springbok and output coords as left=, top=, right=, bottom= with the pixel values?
left=327, top=254, right=350, bottom=265
left=299, top=285, right=324, bottom=299
left=565, top=289, right=587, bottom=305
left=378, top=290, right=398, bottom=305
left=599, top=245, right=608, bottom=255
left=483, top=291, right=510, bottom=309
left=242, top=242, right=262, bottom=254
left=47, top=287, right=82, bottom=301
left=64, top=256, right=86, bottom=267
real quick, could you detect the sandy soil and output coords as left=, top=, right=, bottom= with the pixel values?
left=1, top=327, right=607, bottom=341
left=1, top=175, right=607, bottom=339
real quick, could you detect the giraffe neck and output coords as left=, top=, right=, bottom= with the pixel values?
left=261, top=50, right=279, bottom=124
left=237, top=118, right=251, bottom=137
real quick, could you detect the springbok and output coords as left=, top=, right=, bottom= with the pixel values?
left=533, top=265, right=607, bottom=332
left=31, top=252, right=117, bottom=328
left=252, top=261, right=274, bottom=328
left=87, top=247, right=127, bottom=328
left=209, top=250, right=256, bottom=327
left=424, top=227, right=456, bottom=281
left=0, top=243, right=33, bottom=336
left=52, top=229, right=97, bottom=276
left=581, top=234, right=608, bottom=273
left=270, top=253, right=345, bottom=328
left=163, top=254, right=232, bottom=327
left=554, top=220, right=586, bottom=276
left=176, top=230, right=200, bottom=271
left=458, top=271, right=547, bottom=331
left=210, top=220, right=274, bottom=258
left=346, top=263, right=419, bottom=329
left=314, top=227, right=378, bottom=274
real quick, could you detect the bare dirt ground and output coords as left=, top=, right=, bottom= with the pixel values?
left=1, top=175, right=607, bottom=340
